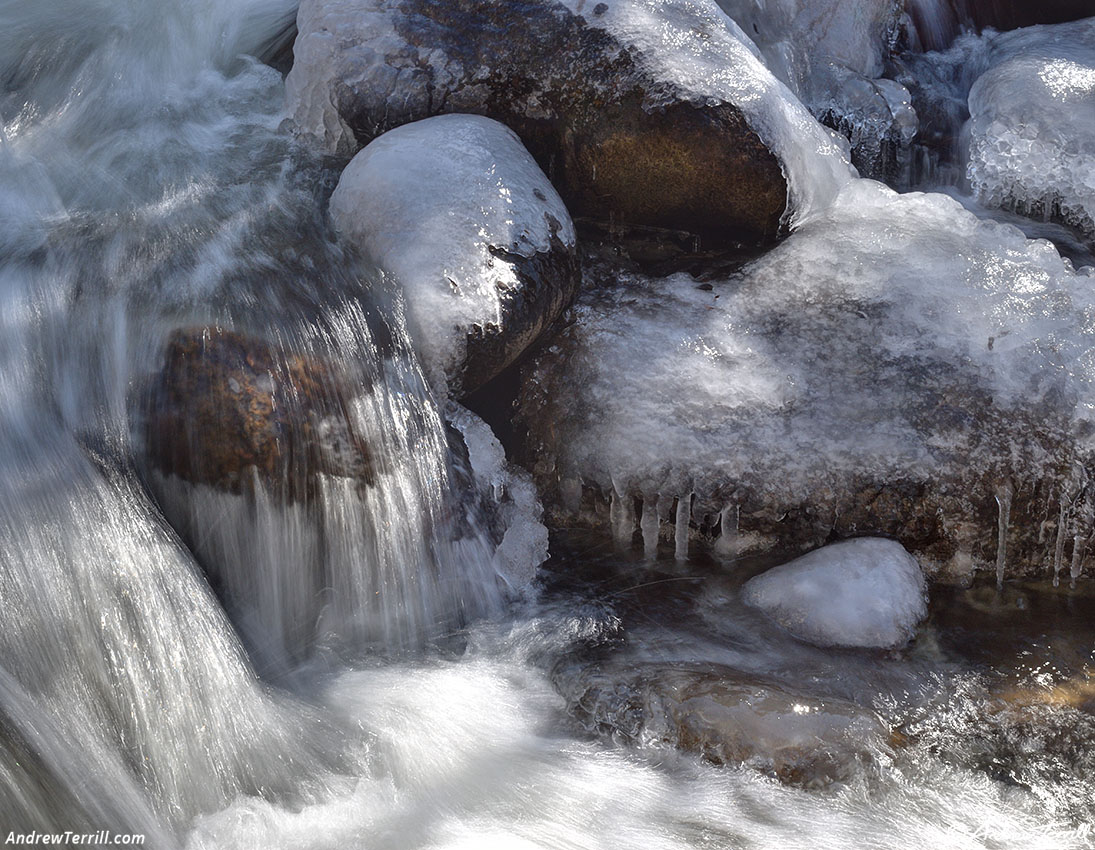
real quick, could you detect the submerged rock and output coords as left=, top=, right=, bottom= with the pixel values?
left=742, top=538, right=927, bottom=649
left=518, top=179, right=1095, bottom=581
left=287, top=0, right=854, bottom=245
left=329, top=114, right=580, bottom=396
left=144, top=326, right=374, bottom=501
left=555, top=660, right=891, bottom=786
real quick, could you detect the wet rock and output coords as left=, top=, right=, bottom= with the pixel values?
left=329, top=114, right=580, bottom=396
left=144, top=327, right=374, bottom=502
left=743, top=538, right=927, bottom=649
left=517, top=181, right=1095, bottom=581
left=555, top=660, right=891, bottom=786
left=287, top=0, right=854, bottom=246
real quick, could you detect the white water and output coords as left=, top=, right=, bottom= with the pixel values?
left=1, top=0, right=1094, bottom=847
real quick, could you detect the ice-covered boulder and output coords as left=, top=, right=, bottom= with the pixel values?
left=518, top=179, right=1095, bottom=582
left=965, top=20, right=1095, bottom=240
left=742, top=538, right=927, bottom=649
left=287, top=0, right=853, bottom=245
left=329, top=115, right=579, bottom=396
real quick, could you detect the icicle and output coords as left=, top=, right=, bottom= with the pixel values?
left=1053, top=498, right=1068, bottom=588
left=994, top=482, right=1012, bottom=590
left=1070, top=534, right=1086, bottom=589
left=609, top=484, right=634, bottom=547
left=640, top=496, right=660, bottom=560
left=674, top=492, right=692, bottom=562
left=714, top=503, right=739, bottom=558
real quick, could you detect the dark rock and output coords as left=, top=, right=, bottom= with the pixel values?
left=554, top=660, right=892, bottom=786
left=144, top=327, right=374, bottom=501
left=287, top=0, right=808, bottom=246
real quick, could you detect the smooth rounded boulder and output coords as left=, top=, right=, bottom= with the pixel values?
left=329, top=114, right=580, bottom=396
left=742, top=538, right=928, bottom=649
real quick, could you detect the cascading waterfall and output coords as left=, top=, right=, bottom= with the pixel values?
left=2, top=0, right=1094, bottom=847
left=0, top=0, right=510, bottom=832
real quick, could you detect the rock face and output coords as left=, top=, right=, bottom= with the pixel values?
left=555, top=661, right=891, bottom=786
left=287, top=0, right=855, bottom=244
left=145, top=327, right=374, bottom=501
left=742, top=538, right=928, bottom=649
left=329, top=114, right=580, bottom=396
left=517, top=180, right=1095, bottom=582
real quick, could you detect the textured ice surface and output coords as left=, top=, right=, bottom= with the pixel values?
left=447, top=404, right=549, bottom=592
left=966, top=20, right=1095, bottom=237
left=329, top=115, right=575, bottom=391
left=713, top=0, right=915, bottom=177
left=520, top=179, right=1095, bottom=572
left=743, top=538, right=927, bottom=648
left=289, top=0, right=854, bottom=227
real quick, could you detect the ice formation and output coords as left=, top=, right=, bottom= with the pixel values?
left=742, top=538, right=928, bottom=648
left=519, top=179, right=1095, bottom=576
left=289, top=0, right=855, bottom=228
left=328, top=114, right=577, bottom=394
left=965, top=20, right=1095, bottom=238
left=447, top=404, right=550, bottom=593
left=555, top=0, right=855, bottom=224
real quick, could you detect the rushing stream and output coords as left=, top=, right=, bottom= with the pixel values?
left=1, top=0, right=1093, bottom=847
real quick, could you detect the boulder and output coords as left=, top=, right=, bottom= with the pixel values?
left=287, top=0, right=854, bottom=245
left=517, top=179, right=1095, bottom=582
left=742, top=538, right=927, bottom=649
left=965, top=20, right=1095, bottom=240
left=328, top=114, right=580, bottom=396
left=144, top=326, right=374, bottom=501
left=555, top=660, right=892, bottom=786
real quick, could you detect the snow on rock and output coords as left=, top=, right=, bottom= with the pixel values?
left=287, top=0, right=854, bottom=242
left=965, top=19, right=1095, bottom=239
left=518, top=179, right=1095, bottom=580
left=742, top=538, right=927, bottom=649
left=329, top=115, right=579, bottom=396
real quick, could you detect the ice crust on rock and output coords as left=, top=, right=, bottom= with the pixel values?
left=965, top=20, right=1095, bottom=238
left=329, top=114, right=578, bottom=395
left=742, top=538, right=928, bottom=649
left=555, top=0, right=855, bottom=224
left=288, top=0, right=854, bottom=230
left=519, top=179, right=1095, bottom=577
left=447, top=404, right=550, bottom=593
left=712, top=0, right=917, bottom=179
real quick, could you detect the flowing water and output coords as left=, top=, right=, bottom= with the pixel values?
left=1, top=0, right=1093, bottom=847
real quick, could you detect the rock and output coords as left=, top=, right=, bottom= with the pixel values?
left=965, top=20, right=1095, bottom=240
left=742, top=538, right=927, bottom=649
left=328, top=114, right=580, bottom=396
left=287, top=0, right=854, bottom=245
left=517, top=179, right=1095, bottom=581
left=144, top=326, right=374, bottom=501
left=555, top=660, right=892, bottom=786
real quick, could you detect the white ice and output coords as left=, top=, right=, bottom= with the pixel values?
left=522, top=178, right=1095, bottom=525
left=562, top=0, right=855, bottom=225
left=965, top=19, right=1095, bottom=237
left=328, top=114, right=575, bottom=391
left=742, top=538, right=928, bottom=648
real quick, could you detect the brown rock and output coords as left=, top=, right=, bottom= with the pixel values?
left=145, top=327, right=374, bottom=501
left=287, top=0, right=793, bottom=246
